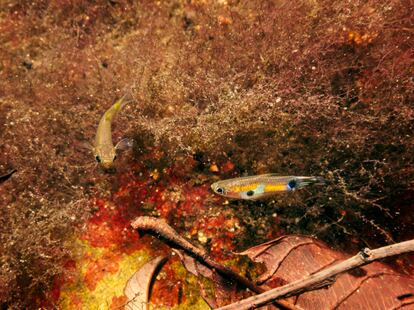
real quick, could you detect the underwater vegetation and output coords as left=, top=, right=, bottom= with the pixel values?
left=0, top=0, right=413, bottom=308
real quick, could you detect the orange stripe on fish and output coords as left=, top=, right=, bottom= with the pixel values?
left=230, top=183, right=259, bottom=193
left=264, top=184, right=287, bottom=192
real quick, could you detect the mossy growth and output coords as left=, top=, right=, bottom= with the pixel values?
left=0, top=0, right=412, bottom=308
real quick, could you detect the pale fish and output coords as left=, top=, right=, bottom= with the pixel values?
left=94, top=93, right=134, bottom=170
left=211, top=174, right=325, bottom=200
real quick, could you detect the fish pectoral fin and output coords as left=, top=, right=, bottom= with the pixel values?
left=78, top=140, right=94, bottom=151
left=115, top=138, right=134, bottom=151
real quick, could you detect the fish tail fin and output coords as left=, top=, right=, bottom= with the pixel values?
left=118, top=88, right=135, bottom=107
left=295, top=176, right=326, bottom=189
left=116, top=89, right=135, bottom=110
left=105, top=89, right=135, bottom=121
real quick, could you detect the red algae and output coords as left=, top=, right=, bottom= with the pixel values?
left=54, top=151, right=249, bottom=308
left=1, top=0, right=413, bottom=307
left=65, top=292, right=83, bottom=310
left=150, top=259, right=186, bottom=307
left=81, top=199, right=140, bottom=251
left=49, top=152, right=243, bottom=308
left=193, top=213, right=239, bottom=259
left=221, top=160, right=235, bottom=174
left=84, top=252, right=121, bottom=291
left=110, top=295, right=127, bottom=310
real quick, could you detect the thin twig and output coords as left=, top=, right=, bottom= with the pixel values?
left=131, top=216, right=301, bottom=310
left=216, top=239, right=414, bottom=310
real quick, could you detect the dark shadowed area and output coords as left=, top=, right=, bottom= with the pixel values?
left=0, top=0, right=413, bottom=308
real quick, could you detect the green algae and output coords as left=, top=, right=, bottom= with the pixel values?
left=1, top=0, right=413, bottom=308
left=59, top=240, right=151, bottom=310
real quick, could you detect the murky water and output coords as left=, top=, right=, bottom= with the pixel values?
left=0, top=1, right=412, bottom=308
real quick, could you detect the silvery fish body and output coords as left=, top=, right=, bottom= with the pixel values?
left=94, top=94, right=133, bottom=170
left=211, top=174, right=325, bottom=200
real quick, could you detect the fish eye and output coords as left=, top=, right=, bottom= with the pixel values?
left=216, top=187, right=224, bottom=194
left=246, top=190, right=255, bottom=197
left=95, top=155, right=101, bottom=163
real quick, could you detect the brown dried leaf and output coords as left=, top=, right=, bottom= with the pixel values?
left=124, top=256, right=168, bottom=310
left=239, top=235, right=414, bottom=309
left=175, top=250, right=243, bottom=308
left=175, top=250, right=213, bottom=279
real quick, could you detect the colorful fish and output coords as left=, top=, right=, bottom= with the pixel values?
left=211, top=174, right=325, bottom=200
left=94, top=93, right=134, bottom=170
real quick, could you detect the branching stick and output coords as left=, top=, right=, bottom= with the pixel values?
left=131, top=216, right=300, bottom=310
left=217, top=239, right=414, bottom=310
